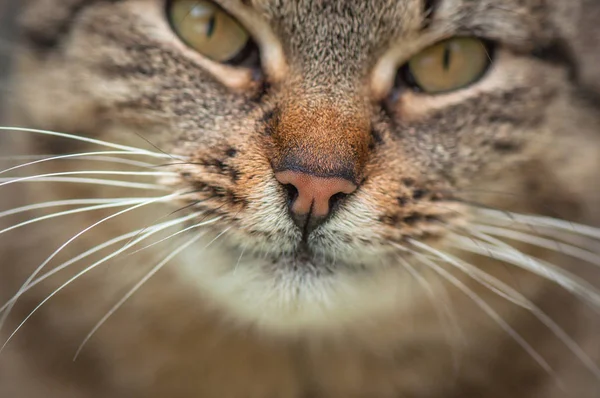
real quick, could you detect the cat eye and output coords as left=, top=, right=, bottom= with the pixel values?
left=168, top=0, right=256, bottom=65
left=400, top=37, right=493, bottom=94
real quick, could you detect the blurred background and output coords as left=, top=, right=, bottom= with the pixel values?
left=0, top=0, right=19, bottom=121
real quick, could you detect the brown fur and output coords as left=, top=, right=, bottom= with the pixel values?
left=1, top=0, right=600, bottom=397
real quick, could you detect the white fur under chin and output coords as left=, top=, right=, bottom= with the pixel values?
left=177, top=237, right=425, bottom=335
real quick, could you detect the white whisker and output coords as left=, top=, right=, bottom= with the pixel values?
left=0, top=198, right=168, bottom=235
left=472, top=224, right=600, bottom=268
left=75, top=156, right=155, bottom=168
left=0, top=219, right=197, bottom=353
left=0, top=154, right=155, bottom=168
left=0, top=212, right=201, bottom=315
left=477, top=209, right=600, bottom=241
left=395, top=252, right=465, bottom=373
left=448, top=235, right=600, bottom=308
left=442, top=228, right=534, bottom=308
left=74, top=227, right=231, bottom=360
left=0, top=193, right=182, bottom=341
left=233, top=243, right=248, bottom=275
left=0, top=127, right=183, bottom=160
left=0, top=198, right=147, bottom=219
left=411, top=237, right=600, bottom=380
left=0, top=177, right=169, bottom=190
left=126, top=216, right=222, bottom=255
left=407, top=240, right=560, bottom=383
left=0, top=170, right=176, bottom=188
left=474, top=215, right=600, bottom=252
left=0, top=151, right=157, bottom=175
left=0, top=155, right=59, bottom=160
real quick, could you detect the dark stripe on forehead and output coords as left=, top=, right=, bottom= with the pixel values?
left=21, top=0, right=123, bottom=51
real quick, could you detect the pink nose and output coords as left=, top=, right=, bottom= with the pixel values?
left=275, top=170, right=357, bottom=218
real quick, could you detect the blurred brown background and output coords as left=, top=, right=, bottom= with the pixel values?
left=0, top=0, right=19, bottom=126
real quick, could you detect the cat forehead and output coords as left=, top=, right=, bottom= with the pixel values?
left=248, top=0, right=419, bottom=34
left=23, top=0, right=557, bottom=50
left=250, top=0, right=419, bottom=64
left=242, top=0, right=551, bottom=36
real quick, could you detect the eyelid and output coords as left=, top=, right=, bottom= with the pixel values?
left=173, top=40, right=256, bottom=89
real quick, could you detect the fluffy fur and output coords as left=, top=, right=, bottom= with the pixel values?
left=0, top=0, right=599, bottom=397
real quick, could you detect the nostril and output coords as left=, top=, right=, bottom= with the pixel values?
left=275, top=170, right=358, bottom=220
left=283, top=183, right=299, bottom=207
left=328, top=192, right=348, bottom=213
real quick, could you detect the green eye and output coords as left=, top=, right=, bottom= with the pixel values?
left=168, top=0, right=251, bottom=63
left=404, top=37, right=493, bottom=94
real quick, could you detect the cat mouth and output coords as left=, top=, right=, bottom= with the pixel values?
left=245, top=239, right=379, bottom=275
left=269, top=244, right=329, bottom=266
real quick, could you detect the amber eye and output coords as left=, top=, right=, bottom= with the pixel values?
left=168, top=0, right=252, bottom=63
left=401, top=37, right=493, bottom=94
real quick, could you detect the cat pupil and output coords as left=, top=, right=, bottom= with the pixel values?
left=442, top=44, right=451, bottom=71
left=206, top=15, right=216, bottom=38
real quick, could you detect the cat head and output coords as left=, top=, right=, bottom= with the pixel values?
left=9, top=0, right=600, bottom=332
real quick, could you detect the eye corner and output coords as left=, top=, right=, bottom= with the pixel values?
left=222, top=39, right=261, bottom=69
left=396, top=62, right=423, bottom=94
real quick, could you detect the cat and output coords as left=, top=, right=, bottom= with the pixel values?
left=1, top=0, right=600, bottom=396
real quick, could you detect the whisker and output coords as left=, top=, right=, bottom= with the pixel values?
left=0, top=198, right=147, bottom=219
left=403, top=239, right=529, bottom=307
left=411, top=237, right=600, bottom=380
left=118, top=196, right=216, bottom=252
left=0, top=155, right=63, bottom=160
left=448, top=235, right=600, bottom=308
left=0, top=151, right=158, bottom=176
left=72, top=156, right=156, bottom=168
left=476, top=209, right=600, bottom=240
left=0, top=193, right=182, bottom=340
left=74, top=227, right=231, bottom=360
left=0, top=127, right=184, bottom=160
left=131, top=131, right=179, bottom=162
left=471, top=224, right=600, bottom=268
left=0, top=198, right=169, bottom=236
left=396, top=253, right=465, bottom=373
left=233, top=243, right=248, bottom=275
left=0, top=217, right=201, bottom=353
left=460, top=227, right=600, bottom=301
left=410, top=237, right=528, bottom=304
left=126, top=216, right=222, bottom=256
left=0, top=177, right=169, bottom=190
left=0, top=154, right=155, bottom=168
left=0, top=170, right=176, bottom=188
left=0, top=212, right=201, bottom=315
left=406, top=240, right=560, bottom=384
left=454, top=191, right=572, bottom=221
left=474, top=216, right=600, bottom=253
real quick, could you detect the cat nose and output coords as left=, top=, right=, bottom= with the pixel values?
left=275, top=170, right=357, bottom=231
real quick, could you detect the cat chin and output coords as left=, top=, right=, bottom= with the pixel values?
left=175, top=236, right=424, bottom=334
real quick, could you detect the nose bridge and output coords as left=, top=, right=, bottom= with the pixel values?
left=271, top=94, right=371, bottom=184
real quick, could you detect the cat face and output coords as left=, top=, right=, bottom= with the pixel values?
left=11, top=0, right=600, bottom=331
